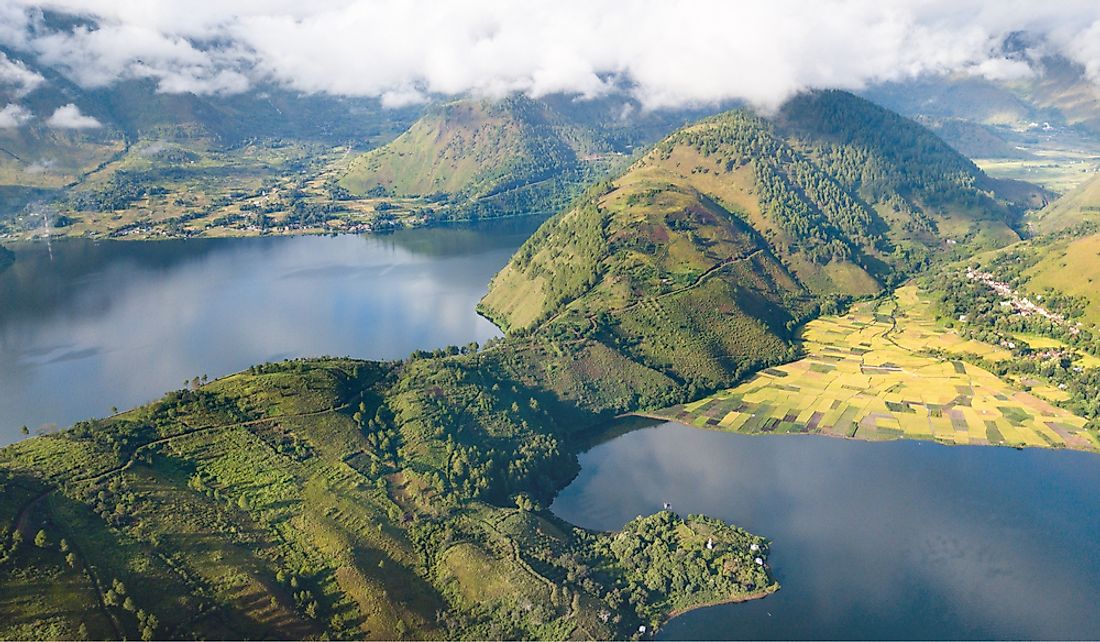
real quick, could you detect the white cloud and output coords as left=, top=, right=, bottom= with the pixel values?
left=0, top=51, right=44, bottom=97
left=0, top=103, right=33, bottom=128
left=46, top=103, right=101, bottom=129
left=0, top=1, right=1099, bottom=109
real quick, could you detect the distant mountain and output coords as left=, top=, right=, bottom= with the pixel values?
left=867, top=56, right=1100, bottom=133
left=340, top=95, right=587, bottom=216
left=339, top=94, right=718, bottom=219
left=0, top=45, right=422, bottom=220
left=480, top=90, right=1026, bottom=391
left=864, top=54, right=1100, bottom=162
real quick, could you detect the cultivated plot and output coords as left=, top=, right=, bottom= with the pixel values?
left=658, top=286, right=1098, bottom=451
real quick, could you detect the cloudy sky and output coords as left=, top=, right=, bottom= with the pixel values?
left=1, top=0, right=1099, bottom=110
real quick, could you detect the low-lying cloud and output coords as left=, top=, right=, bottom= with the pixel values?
left=0, top=103, right=33, bottom=128
left=0, top=51, right=44, bottom=97
left=46, top=103, right=101, bottom=129
left=2, top=0, right=1100, bottom=110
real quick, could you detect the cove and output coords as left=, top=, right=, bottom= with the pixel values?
left=551, top=421, right=1100, bottom=639
left=0, top=216, right=543, bottom=444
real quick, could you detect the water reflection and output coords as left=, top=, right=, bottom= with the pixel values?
left=551, top=423, right=1100, bottom=639
left=0, top=217, right=543, bottom=443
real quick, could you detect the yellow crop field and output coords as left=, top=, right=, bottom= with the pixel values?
left=657, top=285, right=1098, bottom=452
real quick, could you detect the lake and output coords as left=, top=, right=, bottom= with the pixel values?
left=551, top=421, right=1100, bottom=640
left=0, top=217, right=543, bottom=444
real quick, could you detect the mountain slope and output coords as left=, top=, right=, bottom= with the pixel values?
left=480, top=91, right=1023, bottom=392
left=985, top=174, right=1100, bottom=325
left=483, top=91, right=1022, bottom=328
left=340, top=95, right=601, bottom=217
left=1029, top=173, right=1100, bottom=234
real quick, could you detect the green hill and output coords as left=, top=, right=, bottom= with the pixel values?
left=339, top=95, right=624, bottom=218
left=481, top=91, right=1024, bottom=392
left=1029, top=173, right=1100, bottom=234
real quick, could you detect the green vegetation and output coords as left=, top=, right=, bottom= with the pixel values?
left=1, top=90, right=1054, bottom=639
left=340, top=95, right=630, bottom=221
left=658, top=285, right=1097, bottom=450
left=0, top=356, right=775, bottom=640
left=481, top=90, right=1027, bottom=398
left=1027, top=173, right=1100, bottom=234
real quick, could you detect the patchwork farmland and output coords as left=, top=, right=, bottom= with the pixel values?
left=656, top=285, right=1099, bottom=452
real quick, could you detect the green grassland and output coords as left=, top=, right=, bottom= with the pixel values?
left=656, top=285, right=1097, bottom=451
left=970, top=129, right=1100, bottom=195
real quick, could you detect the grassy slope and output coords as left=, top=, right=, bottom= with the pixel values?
left=340, top=96, right=587, bottom=217
left=992, top=174, right=1100, bottom=325
left=1029, top=173, right=1100, bottom=234
left=0, top=357, right=775, bottom=640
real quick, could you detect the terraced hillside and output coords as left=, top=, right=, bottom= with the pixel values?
left=0, top=356, right=775, bottom=640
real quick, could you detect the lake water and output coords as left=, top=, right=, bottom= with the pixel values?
left=551, top=421, right=1100, bottom=640
left=0, top=217, right=543, bottom=444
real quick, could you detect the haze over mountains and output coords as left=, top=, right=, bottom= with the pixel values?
left=2, top=2, right=1100, bottom=214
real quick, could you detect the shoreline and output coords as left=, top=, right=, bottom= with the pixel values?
left=623, top=411, right=1100, bottom=456
left=1, top=209, right=554, bottom=245
left=664, top=585, right=779, bottom=621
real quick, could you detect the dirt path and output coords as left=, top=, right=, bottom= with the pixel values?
left=534, top=249, right=763, bottom=333
left=73, top=401, right=354, bottom=485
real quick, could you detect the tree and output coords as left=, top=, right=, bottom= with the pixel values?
left=34, top=529, right=47, bottom=548
left=514, top=493, right=536, bottom=512
left=123, top=596, right=136, bottom=612
left=65, top=552, right=76, bottom=568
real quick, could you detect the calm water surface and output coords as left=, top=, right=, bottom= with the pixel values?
left=551, top=422, right=1100, bottom=640
left=0, top=217, right=543, bottom=443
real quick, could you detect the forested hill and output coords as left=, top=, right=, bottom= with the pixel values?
left=480, top=90, right=1026, bottom=393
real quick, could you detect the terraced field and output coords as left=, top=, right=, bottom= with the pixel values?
left=656, top=285, right=1099, bottom=451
